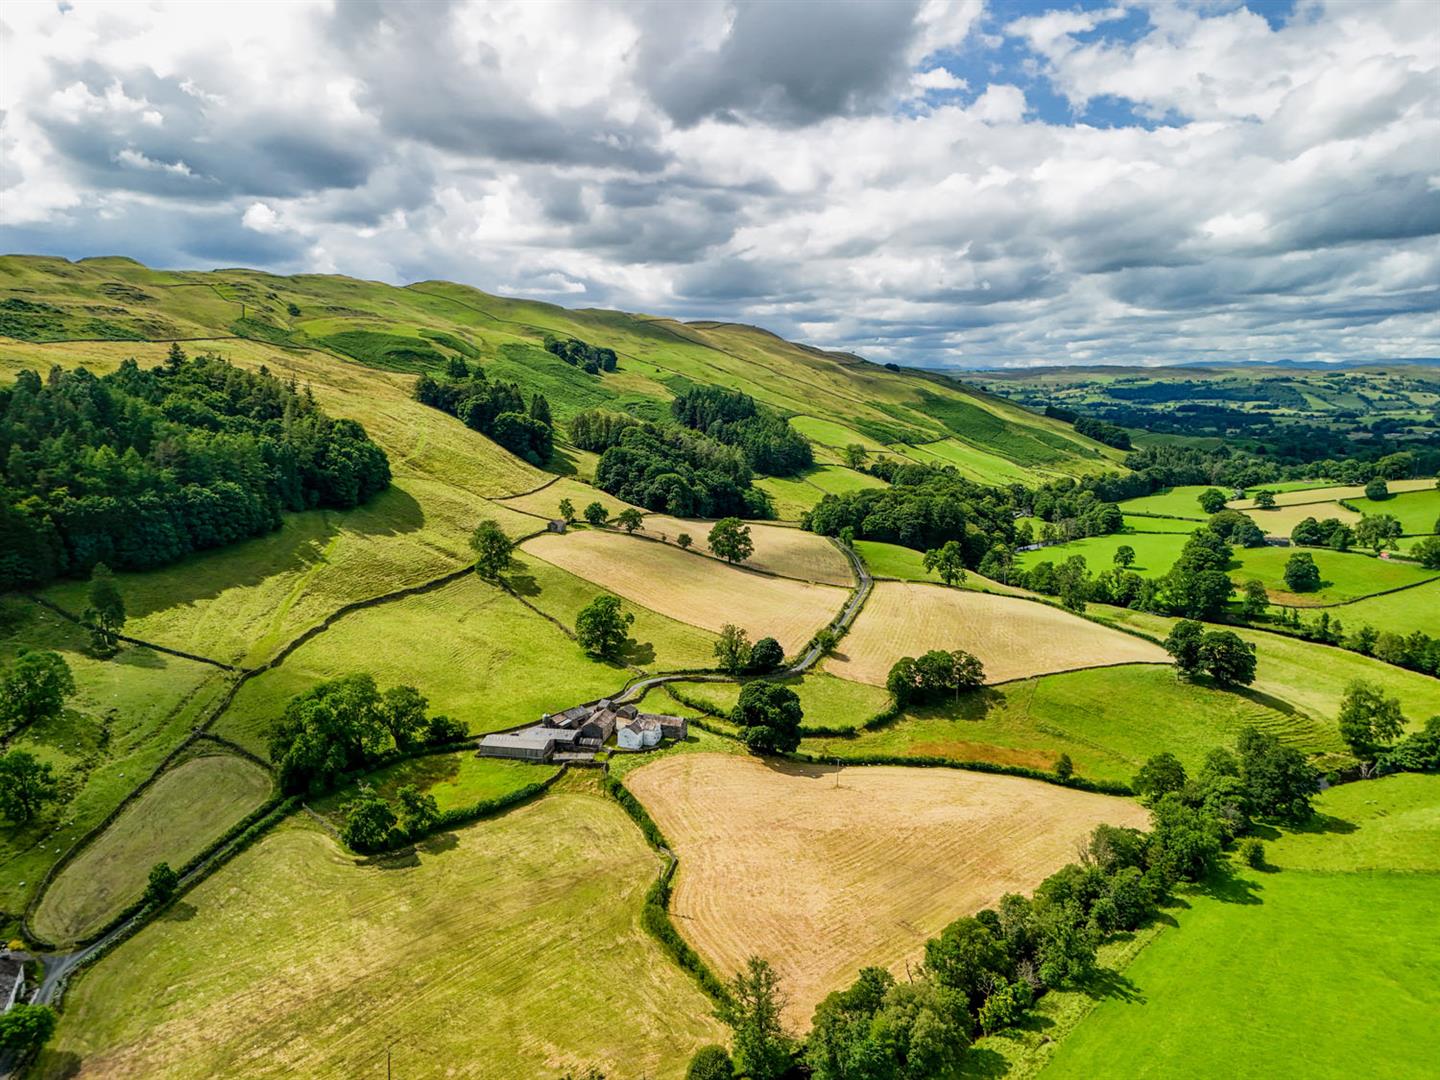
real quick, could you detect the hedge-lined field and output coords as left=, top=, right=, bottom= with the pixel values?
left=309, top=753, right=557, bottom=826
left=522, top=528, right=847, bottom=652
left=633, top=514, right=854, bottom=585
left=0, top=601, right=229, bottom=927
left=800, top=663, right=1339, bottom=783
left=37, top=794, right=726, bottom=1079
left=625, top=752, right=1148, bottom=1028
left=1046, top=775, right=1440, bottom=1079
left=32, top=752, right=272, bottom=945
left=827, top=581, right=1165, bottom=686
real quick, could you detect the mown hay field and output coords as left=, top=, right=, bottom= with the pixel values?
left=633, top=514, right=853, bottom=585
left=1046, top=775, right=1440, bottom=1080
left=494, top=476, right=642, bottom=522
left=665, top=672, right=894, bottom=732
left=625, top=753, right=1149, bottom=1027
left=32, top=752, right=272, bottom=945
left=826, top=581, right=1166, bottom=686
left=36, top=791, right=726, bottom=1079
left=521, top=529, right=848, bottom=652
left=1242, top=501, right=1361, bottom=537
left=0, top=601, right=229, bottom=923
left=1231, top=476, right=1433, bottom=509
left=213, top=569, right=707, bottom=758
left=802, top=664, right=1343, bottom=784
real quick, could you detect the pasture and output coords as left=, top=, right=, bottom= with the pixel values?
left=902, top=437, right=1046, bottom=484
left=1115, top=486, right=1214, bottom=519
left=309, top=753, right=557, bottom=826
left=37, top=793, right=726, bottom=1079
left=802, top=663, right=1341, bottom=784
left=1017, top=532, right=1187, bottom=577
left=0, top=602, right=228, bottom=922
left=1321, top=576, right=1440, bottom=638
left=213, top=570, right=699, bottom=758
left=32, top=752, right=272, bottom=945
left=1351, top=486, right=1440, bottom=535
left=1231, top=476, right=1433, bottom=508
left=1095, top=607, right=1440, bottom=724
left=521, top=529, right=848, bottom=652
left=664, top=672, right=893, bottom=732
left=632, top=514, right=854, bottom=585
left=624, top=753, right=1149, bottom=1027
left=853, top=541, right=1030, bottom=595
left=826, top=581, right=1166, bottom=687
left=1046, top=776, right=1440, bottom=1079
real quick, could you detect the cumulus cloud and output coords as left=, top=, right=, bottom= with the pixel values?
left=1, top=0, right=1436, bottom=367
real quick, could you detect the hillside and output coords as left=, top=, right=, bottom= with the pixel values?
left=0, top=254, right=1123, bottom=493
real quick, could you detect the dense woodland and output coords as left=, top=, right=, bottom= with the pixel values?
left=0, top=350, right=390, bottom=589
left=593, top=422, right=771, bottom=518
left=670, top=386, right=814, bottom=476
left=413, top=359, right=555, bottom=465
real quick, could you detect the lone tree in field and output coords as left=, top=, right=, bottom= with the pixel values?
left=747, top=636, right=784, bottom=673
left=1354, top=513, right=1402, bottom=554
left=1113, top=545, right=1136, bottom=569
left=84, top=562, right=126, bottom=655
left=583, top=501, right=609, bottom=526
left=1282, top=551, right=1322, bottom=592
left=0, top=750, right=60, bottom=824
left=1253, top=489, right=1277, bottom=509
left=843, top=443, right=867, bottom=468
left=1338, top=680, right=1405, bottom=764
left=615, top=507, right=645, bottom=534
left=1364, top=477, right=1389, bottom=501
left=469, top=519, right=513, bottom=579
left=1198, top=630, right=1257, bottom=686
left=0, top=648, right=75, bottom=737
left=731, top=681, right=803, bottom=755
left=575, top=594, right=633, bottom=659
left=1197, top=488, right=1228, bottom=514
left=1163, top=619, right=1206, bottom=677
left=923, top=540, right=967, bottom=587
left=719, top=957, right=795, bottom=1080
left=1055, top=753, right=1074, bottom=781
left=709, top=517, right=754, bottom=564
left=1240, top=578, right=1269, bottom=618
left=144, top=862, right=179, bottom=907
left=557, top=497, right=576, bottom=523
left=677, top=532, right=693, bottom=550
left=343, top=792, right=397, bottom=853
left=714, top=623, right=752, bottom=674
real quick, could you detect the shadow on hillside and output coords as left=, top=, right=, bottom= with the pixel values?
left=417, top=831, right=459, bottom=856
left=910, top=687, right=1009, bottom=725
left=1078, top=966, right=1145, bottom=1003
left=34, top=1050, right=81, bottom=1079
left=503, top=571, right=541, bottom=598
left=1229, top=684, right=1309, bottom=718
left=1197, top=866, right=1263, bottom=905
left=958, top=1047, right=1011, bottom=1078
left=160, top=900, right=198, bottom=923
left=620, top=638, right=656, bottom=666
left=546, top=447, right=582, bottom=477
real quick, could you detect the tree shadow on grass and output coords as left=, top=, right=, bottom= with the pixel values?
left=115, top=645, right=165, bottom=670
left=416, top=831, right=458, bottom=857
left=1077, top=966, right=1145, bottom=1003
left=545, top=446, right=582, bottom=478
left=620, top=638, right=656, bottom=666
left=161, top=900, right=198, bottom=922
left=34, top=1051, right=81, bottom=1079
left=502, top=571, right=541, bottom=598
left=958, top=1047, right=1012, bottom=1078
left=1197, top=866, right=1263, bottom=905
left=366, top=849, right=420, bottom=871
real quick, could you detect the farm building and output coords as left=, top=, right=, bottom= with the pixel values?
left=479, top=725, right=583, bottom=762
left=617, top=715, right=661, bottom=750
left=0, top=952, right=25, bottom=1013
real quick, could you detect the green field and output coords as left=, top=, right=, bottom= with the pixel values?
left=754, top=465, right=887, bottom=520
left=309, top=752, right=557, bottom=825
left=37, top=788, right=727, bottom=1079
left=854, top=540, right=1028, bottom=595
left=213, top=568, right=703, bottom=758
left=1096, top=607, right=1440, bottom=726
left=798, top=663, right=1340, bottom=783
left=903, top=437, right=1047, bottom=484
left=31, top=752, right=272, bottom=945
left=1047, top=776, right=1440, bottom=1079
left=1016, top=531, right=1436, bottom=607
left=1351, top=486, right=1440, bottom=535
left=1121, top=514, right=1196, bottom=534
left=0, top=601, right=229, bottom=926
left=1115, top=486, right=1213, bottom=519
left=1320, top=576, right=1440, bottom=639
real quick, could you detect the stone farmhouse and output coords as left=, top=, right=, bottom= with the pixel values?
left=478, top=698, right=688, bottom=763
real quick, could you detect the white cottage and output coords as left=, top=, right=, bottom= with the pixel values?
left=617, top=715, right=662, bottom=750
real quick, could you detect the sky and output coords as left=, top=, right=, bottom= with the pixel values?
left=1, top=0, right=1437, bottom=369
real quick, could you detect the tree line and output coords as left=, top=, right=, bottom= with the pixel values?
left=542, top=334, right=617, bottom=374
left=670, top=386, right=813, bottom=477
left=0, top=349, right=391, bottom=589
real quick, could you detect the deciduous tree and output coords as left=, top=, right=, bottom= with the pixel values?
left=719, top=957, right=795, bottom=1080
left=343, top=792, right=397, bottom=853
left=714, top=623, right=752, bottom=674
left=1282, top=551, right=1321, bottom=592
left=85, top=561, right=126, bottom=654
left=144, top=862, right=179, bottom=907
left=583, top=501, right=609, bottom=526
left=708, top=517, right=754, bottom=564
left=575, top=594, right=633, bottom=659
left=469, top=519, right=513, bottom=578
left=0, top=750, right=60, bottom=823
left=1338, top=680, right=1405, bottom=763
left=922, top=540, right=967, bottom=587
left=731, top=681, right=803, bottom=755
left=1354, top=513, right=1402, bottom=554
left=0, top=649, right=74, bottom=736
left=615, top=507, right=644, bottom=534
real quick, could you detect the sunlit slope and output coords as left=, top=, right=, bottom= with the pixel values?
left=1, top=254, right=1121, bottom=482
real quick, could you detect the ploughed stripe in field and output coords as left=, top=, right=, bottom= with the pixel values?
left=520, top=527, right=848, bottom=652
left=825, top=580, right=1166, bottom=687
left=624, top=752, right=1149, bottom=1028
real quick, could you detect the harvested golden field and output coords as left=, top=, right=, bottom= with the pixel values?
left=520, top=529, right=848, bottom=652
left=1232, top=477, right=1432, bottom=509
left=1243, top=501, right=1360, bottom=537
left=625, top=753, right=1149, bottom=1027
left=495, top=476, right=644, bottom=522
left=827, top=581, right=1166, bottom=686
left=635, top=514, right=854, bottom=585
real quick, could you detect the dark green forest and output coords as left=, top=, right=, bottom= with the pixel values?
left=0, top=349, right=390, bottom=589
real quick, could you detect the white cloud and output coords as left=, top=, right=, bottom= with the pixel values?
left=0, top=0, right=1435, bottom=367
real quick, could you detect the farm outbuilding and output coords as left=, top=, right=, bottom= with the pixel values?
left=480, top=725, right=582, bottom=762
left=617, top=716, right=662, bottom=750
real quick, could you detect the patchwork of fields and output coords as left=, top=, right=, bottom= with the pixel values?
left=826, top=581, right=1166, bottom=686
left=624, top=753, right=1149, bottom=1027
